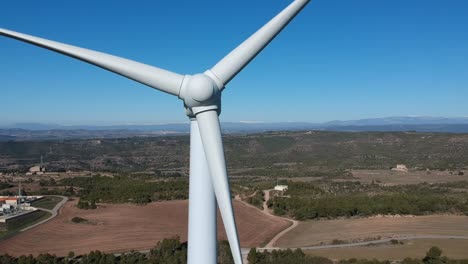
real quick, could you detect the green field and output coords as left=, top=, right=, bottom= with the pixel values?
left=0, top=210, right=51, bottom=240
left=31, top=196, right=63, bottom=210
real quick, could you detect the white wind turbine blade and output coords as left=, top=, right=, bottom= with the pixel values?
left=195, top=110, right=243, bottom=264
left=0, top=28, right=184, bottom=96
left=208, top=0, right=310, bottom=88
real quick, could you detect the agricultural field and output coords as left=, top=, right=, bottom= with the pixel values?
left=0, top=199, right=290, bottom=256
left=304, top=238, right=468, bottom=260
left=1, top=131, right=468, bottom=260
left=352, top=169, right=468, bottom=185
left=31, top=195, right=63, bottom=210
left=275, top=215, right=468, bottom=248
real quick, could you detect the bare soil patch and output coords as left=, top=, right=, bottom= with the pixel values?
left=305, top=238, right=468, bottom=260
left=352, top=170, right=468, bottom=185
left=276, top=215, right=468, bottom=248
left=0, top=199, right=289, bottom=256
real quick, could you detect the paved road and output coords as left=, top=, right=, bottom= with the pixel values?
left=21, top=195, right=68, bottom=232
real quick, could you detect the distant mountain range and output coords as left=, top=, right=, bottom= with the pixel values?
left=1, top=116, right=468, bottom=140
left=324, top=116, right=468, bottom=126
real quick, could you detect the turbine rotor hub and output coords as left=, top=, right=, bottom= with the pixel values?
left=179, top=73, right=221, bottom=117
left=189, top=74, right=217, bottom=102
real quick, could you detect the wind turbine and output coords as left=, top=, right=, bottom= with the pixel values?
left=0, top=0, right=310, bottom=263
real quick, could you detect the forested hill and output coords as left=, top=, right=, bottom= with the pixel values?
left=1, top=131, right=467, bottom=174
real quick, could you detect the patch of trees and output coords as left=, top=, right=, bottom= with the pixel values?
left=399, top=246, right=468, bottom=264
left=0, top=182, right=13, bottom=190
left=60, top=175, right=188, bottom=205
left=31, top=185, right=75, bottom=197
left=247, top=246, right=468, bottom=264
left=39, top=178, right=57, bottom=186
left=0, top=190, right=15, bottom=196
left=3, top=131, right=468, bottom=174
left=154, top=170, right=185, bottom=178
left=230, top=167, right=353, bottom=179
left=436, top=181, right=468, bottom=189
left=76, top=199, right=97, bottom=210
left=248, top=248, right=332, bottom=264
left=0, top=241, right=466, bottom=264
left=269, top=181, right=468, bottom=220
left=0, top=237, right=235, bottom=264
left=71, top=217, right=88, bottom=224
left=245, top=189, right=265, bottom=209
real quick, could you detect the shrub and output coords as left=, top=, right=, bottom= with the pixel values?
left=71, top=216, right=88, bottom=224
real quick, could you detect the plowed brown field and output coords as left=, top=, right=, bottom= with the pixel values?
left=305, top=238, right=468, bottom=260
left=276, top=215, right=468, bottom=248
left=0, top=200, right=290, bottom=256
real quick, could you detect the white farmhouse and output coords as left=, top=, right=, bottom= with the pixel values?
left=274, top=185, right=288, bottom=192
left=26, top=165, right=46, bottom=175
left=392, top=164, right=408, bottom=172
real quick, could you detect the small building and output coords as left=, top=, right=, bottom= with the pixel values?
left=0, top=197, right=19, bottom=206
left=26, top=165, right=46, bottom=175
left=2, top=203, right=12, bottom=210
left=274, top=185, right=288, bottom=192
left=392, top=164, right=408, bottom=172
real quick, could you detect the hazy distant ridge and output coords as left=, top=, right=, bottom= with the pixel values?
left=324, top=116, right=468, bottom=126
left=1, top=116, right=468, bottom=140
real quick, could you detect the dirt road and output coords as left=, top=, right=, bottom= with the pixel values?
left=235, top=189, right=298, bottom=249
left=237, top=190, right=468, bottom=258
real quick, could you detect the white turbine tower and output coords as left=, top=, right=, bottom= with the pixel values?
left=0, top=1, right=310, bottom=263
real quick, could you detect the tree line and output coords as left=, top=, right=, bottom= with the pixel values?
left=247, top=246, right=468, bottom=264
left=0, top=237, right=232, bottom=264
left=268, top=181, right=468, bottom=220
left=2, top=242, right=467, bottom=264
left=60, top=175, right=188, bottom=205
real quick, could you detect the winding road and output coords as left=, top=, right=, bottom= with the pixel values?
left=21, top=195, right=68, bottom=232
left=261, top=190, right=298, bottom=248
left=235, top=189, right=298, bottom=252
left=236, top=188, right=468, bottom=259
left=261, top=235, right=468, bottom=251
left=14, top=192, right=468, bottom=262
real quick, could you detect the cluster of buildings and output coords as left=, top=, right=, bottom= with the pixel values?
left=0, top=196, right=20, bottom=212
left=0, top=195, right=41, bottom=214
left=0, top=195, right=43, bottom=232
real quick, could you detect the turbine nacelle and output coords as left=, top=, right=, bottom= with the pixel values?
left=179, top=73, right=222, bottom=117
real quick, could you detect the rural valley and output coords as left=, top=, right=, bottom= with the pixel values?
left=1, top=130, right=468, bottom=263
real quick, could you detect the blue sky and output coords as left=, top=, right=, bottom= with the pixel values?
left=1, top=0, right=467, bottom=125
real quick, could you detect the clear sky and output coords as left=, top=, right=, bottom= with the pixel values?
left=1, top=0, right=467, bottom=125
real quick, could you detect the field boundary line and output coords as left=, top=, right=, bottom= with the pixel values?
left=259, top=235, right=468, bottom=251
